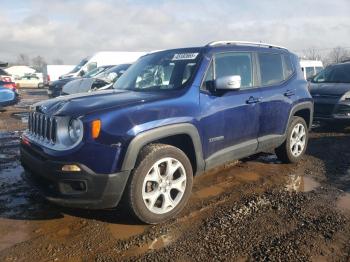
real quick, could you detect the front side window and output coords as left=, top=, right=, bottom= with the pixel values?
left=114, top=49, right=201, bottom=91
left=215, top=52, right=253, bottom=88
left=259, top=53, right=284, bottom=86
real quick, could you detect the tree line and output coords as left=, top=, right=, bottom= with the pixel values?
left=13, top=54, right=64, bottom=72
left=302, top=46, right=350, bottom=65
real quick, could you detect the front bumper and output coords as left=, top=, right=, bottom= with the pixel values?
left=313, top=99, right=350, bottom=123
left=20, top=142, right=130, bottom=209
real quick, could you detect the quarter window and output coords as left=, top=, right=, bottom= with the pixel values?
left=259, top=53, right=284, bottom=86
left=215, top=52, right=253, bottom=88
left=283, top=54, right=294, bottom=79
left=201, top=61, right=214, bottom=91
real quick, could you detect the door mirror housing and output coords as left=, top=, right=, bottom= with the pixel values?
left=215, top=75, right=241, bottom=90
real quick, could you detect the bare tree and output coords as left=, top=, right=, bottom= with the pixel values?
left=31, top=55, right=47, bottom=72
left=16, top=53, right=30, bottom=65
left=303, top=47, right=322, bottom=61
left=52, top=58, right=64, bottom=65
left=326, top=47, right=350, bottom=65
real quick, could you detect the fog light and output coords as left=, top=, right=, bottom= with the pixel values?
left=62, top=165, right=81, bottom=172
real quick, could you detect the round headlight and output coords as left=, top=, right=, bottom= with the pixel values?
left=68, top=119, right=83, bottom=143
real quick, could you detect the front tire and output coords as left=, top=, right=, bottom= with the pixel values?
left=125, top=144, right=193, bottom=224
left=275, top=116, right=308, bottom=163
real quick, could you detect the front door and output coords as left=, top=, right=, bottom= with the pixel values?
left=199, top=51, right=260, bottom=169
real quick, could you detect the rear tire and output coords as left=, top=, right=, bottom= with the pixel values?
left=125, top=144, right=193, bottom=224
left=275, top=116, right=308, bottom=163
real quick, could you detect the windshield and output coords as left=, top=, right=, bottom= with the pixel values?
left=84, top=66, right=111, bottom=78
left=69, top=58, right=88, bottom=74
left=96, top=64, right=130, bottom=81
left=113, top=49, right=202, bottom=91
left=312, top=63, right=350, bottom=83
left=0, top=69, right=9, bottom=76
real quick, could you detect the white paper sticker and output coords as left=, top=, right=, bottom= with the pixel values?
left=172, top=53, right=199, bottom=61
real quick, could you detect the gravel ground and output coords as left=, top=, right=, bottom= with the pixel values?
left=0, top=89, right=349, bottom=261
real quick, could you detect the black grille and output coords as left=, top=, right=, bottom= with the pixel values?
left=28, top=112, right=57, bottom=143
left=336, top=104, right=350, bottom=114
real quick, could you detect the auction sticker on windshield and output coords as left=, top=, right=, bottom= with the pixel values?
left=172, top=53, right=199, bottom=60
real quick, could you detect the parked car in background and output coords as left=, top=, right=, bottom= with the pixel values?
left=300, top=60, right=323, bottom=80
left=309, top=61, right=350, bottom=125
left=59, top=51, right=146, bottom=79
left=47, top=65, right=114, bottom=98
left=0, top=68, right=12, bottom=82
left=0, top=80, right=17, bottom=93
left=0, top=86, right=19, bottom=108
left=21, top=41, right=313, bottom=224
left=15, top=73, right=44, bottom=88
left=62, top=64, right=131, bottom=95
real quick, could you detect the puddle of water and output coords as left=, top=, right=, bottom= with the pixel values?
left=285, top=175, right=321, bottom=192
left=12, top=112, right=29, bottom=123
left=108, top=224, right=147, bottom=240
left=336, top=193, right=350, bottom=213
left=256, top=154, right=281, bottom=164
left=0, top=165, right=24, bottom=184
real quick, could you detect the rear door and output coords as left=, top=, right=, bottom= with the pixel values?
left=256, top=52, right=295, bottom=151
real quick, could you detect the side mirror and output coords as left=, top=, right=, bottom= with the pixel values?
left=215, top=75, right=241, bottom=90
left=79, top=70, right=85, bottom=77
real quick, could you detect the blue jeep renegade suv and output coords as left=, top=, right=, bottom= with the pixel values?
left=21, top=41, right=313, bottom=224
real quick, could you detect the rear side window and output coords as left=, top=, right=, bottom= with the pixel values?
left=215, top=52, right=253, bottom=88
left=258, top=53, right=284, bottom=86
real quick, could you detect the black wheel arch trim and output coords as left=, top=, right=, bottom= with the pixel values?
left=121, top=123, right=205, bottom=175
left=287, top=101, right=314, bottom=132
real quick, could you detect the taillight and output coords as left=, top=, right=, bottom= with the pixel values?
left=47, top=75, right=51, bottom=82
left=1, top=76, right=11, bottom=82
left=3, top=82, right=16, bottom=89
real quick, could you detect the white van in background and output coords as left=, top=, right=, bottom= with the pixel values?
left=300, top=60, right=324, bottom=80
left=59, top=51, right=146, bottom=79
left=45, top=65, right=75, bottom=82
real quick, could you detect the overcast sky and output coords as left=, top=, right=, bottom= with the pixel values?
left=1, top=0, right=350, bottom=64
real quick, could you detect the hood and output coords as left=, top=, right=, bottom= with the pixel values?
left=309, top=82, right=350, bottom=97
left=50, top=77, right=78, bottom=87
left=33, top=89, right=171, bottom=117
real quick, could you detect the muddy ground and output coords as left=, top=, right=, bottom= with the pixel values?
left=0, top=89, right=349, bottom=262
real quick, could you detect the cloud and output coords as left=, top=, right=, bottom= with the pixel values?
left=0, top=0, right=350, bottom=64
